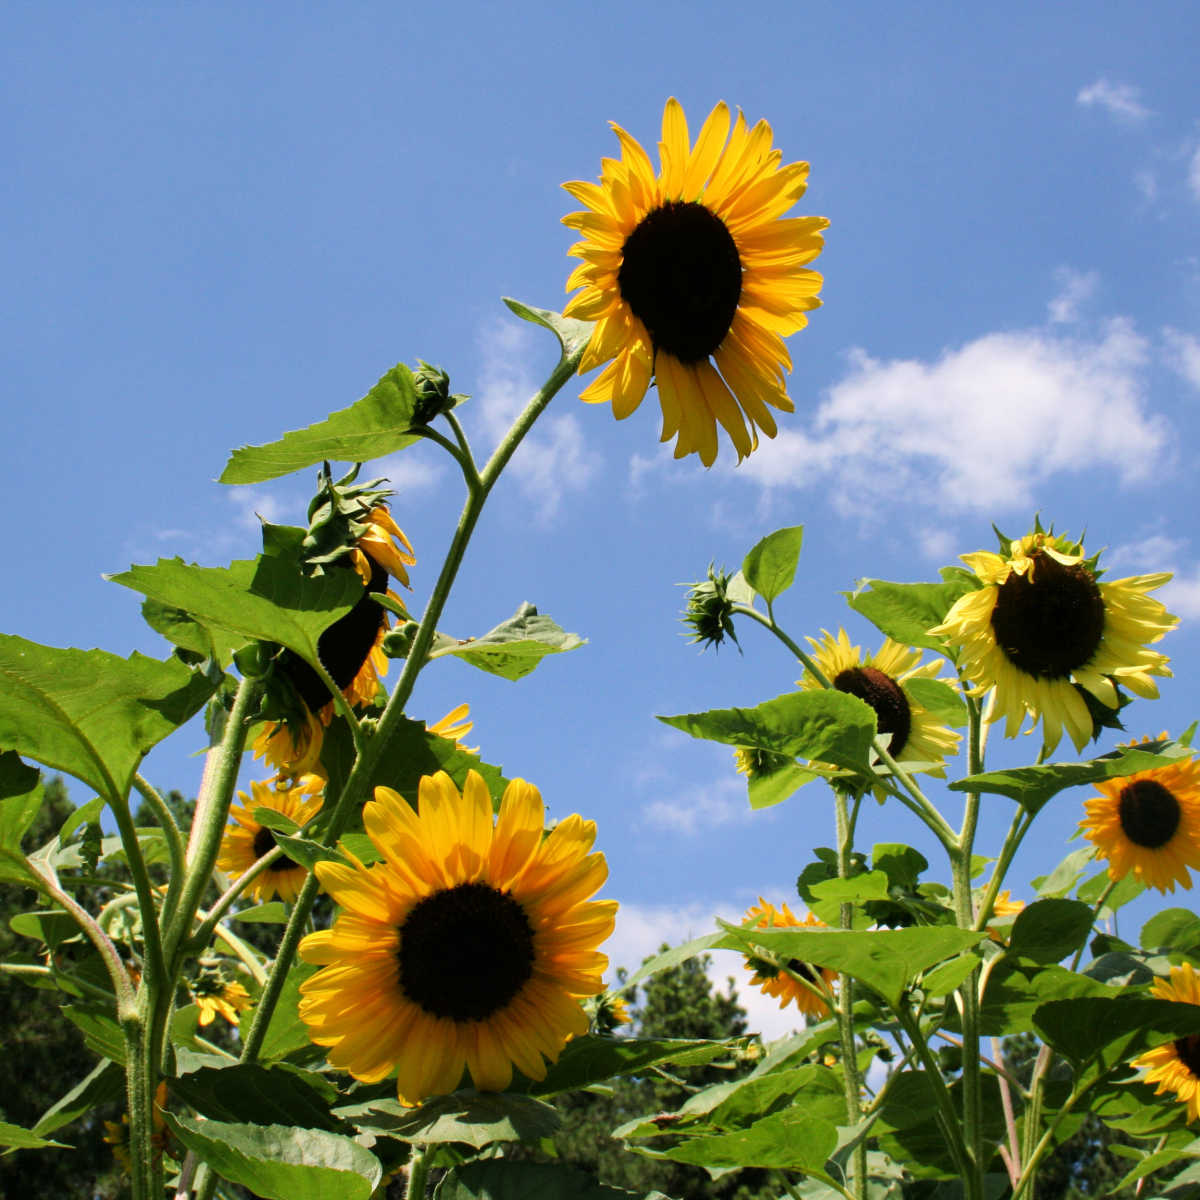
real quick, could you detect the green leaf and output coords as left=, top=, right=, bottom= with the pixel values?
left=502, top=298, right=595, bottom=359
left=221, top=364, right=423, bottom=485
left=1077, top=867, right=1143, bottom=913
left=872, top=844, right=929, bottom=890
left=0, top=751, right=42, bottom=848
left=1142, top=908, right=1200, bottom=955
left=624, top=934, right=726, bottom=989
left=109, top=556, right=365, bottom=669
left=0, top=1121, right=68, bottom=1149
left=1033, top=846, right=1094, bottom=898
left=921, top=955, right=980, bottom=998
left=240, top=962, right=320, bottom=1062
left=978, top=961, right=1112, bottom=1036
left=0, top=635, right=214, bottom=798
left=903, top=678, right=968, bottom=728
left=62, top=1004, right=125, bottom=1065
left=844, top=578, right=975, bottom=654
left=809, top=870, right=892, bottom=905
left=950, top=740, right=1193, bottom=816
left=659, top=690, right=878, bottom=773
left=272, top=832, right=351, bottom=872
left=336, top=1090, right=561, bottom=1147
left=746, top=760, right=817, bottom=810
left=9, top=910, right=80, bottom=949
left=233, top=901, right=290, bottom=924
left=437, top=1160, right=671, bottom=1200
left=1008, top=899, right=1095, bottom=964
left=442, top=603, right=586, bottom=681
left=162, top=1111, right=381, bottom=1200
left=741, top=526, right=804, bottom=604
left=32, top=1059, right=125, bottom=1139
left=141, top=597, right=247, bottom=667
left=171, top=1063, right=343, bottom=1131
left=1034, top=996, right=1200, bottom=1067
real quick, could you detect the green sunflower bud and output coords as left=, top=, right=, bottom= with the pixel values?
left=382, top=620, right=420, bottom=659
left=682, top=564, right=740, bottom=651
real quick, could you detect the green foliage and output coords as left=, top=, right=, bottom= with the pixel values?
left=338, top=1090, right=562, bottom=1147
left=438, top=1160, right=674, bottom=1200
left=440, top=602, right=586, bottom=681
left=844, top=575, right=975, bottom=653
left=741, top=526, right=804, bottom=605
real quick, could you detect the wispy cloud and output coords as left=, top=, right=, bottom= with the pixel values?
left=1047, top=267, right=1099, bottom=324
left=1109, top=533, right=1200, bottom=620
left=640, top=776, right=749, bottom=835
left=1163, top=327, right=1200, bottom=391
left=1076, top=78, right=1151, bottom=123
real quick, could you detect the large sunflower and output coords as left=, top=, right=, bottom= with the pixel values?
left=1131, top=962, right=1200, bottom=1123
left=801, top=628, right=962, bottom=779
left=742, top=899, right=835, bottom=1017
left=1079, top=752, right=1200, bottom=893
left=932, top=530, right=1176, bottom=754
left=298, top=770, right=616, bottom=1105
left=217, top=775, right=325, bottom=904
left=562, top=98, right=828, bottom=466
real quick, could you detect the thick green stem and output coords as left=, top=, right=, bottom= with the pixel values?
left=133, top=772, right=185, bottom=921
left=406, top=1145, right=431, bottom=1200
left=122, top=993, right=162, bottom=1200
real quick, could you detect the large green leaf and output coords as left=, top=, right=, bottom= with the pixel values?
left=32, top=1059, right=125, bottom=1139
left=659, top=690, right=877, bottom=773
left=903, top=678, right=967, bottom=728
left=977, top=961, right=1112, bottom=1037
left=1034, top=996, right=1200, bottom=1067
left=437, top=1160, right=671, bottom=1200
left=0, top=636, right=213, bottom=798
left=141, top=597, right=247, bottom=667
left=746, top=760, right=817, bottom=810
left=335, top=1090, right=561, bottom=1147
left=109, top=556, right=365, bottom=668
left=220, top=364, right=423, bottom=485
left=741, top=526, right=804, bottom=604
left=440, top=603, right=585, bottom=681
left=0, top=1121, right=68, bottom=1150
left=844, top=578, right=975, bottom=654
left=502, top=298, right=595, bottom=359
left=1142, top=908, right=1200, bottom=956
left=0, top=751, right=42, bottom=848
left=171, top=1063, right=343, bottom=1131
left=162, top=1112, right=381, bottom=1200
left=61, top=1004, right=125, bottom=1064
left=1008, top=899, right=1095, bottom=964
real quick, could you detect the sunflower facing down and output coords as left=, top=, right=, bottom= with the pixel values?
left=562, top=98, right=828, bottom=466
left=742, top=899, right=836, bottom=1017
left=1079, top=751, right=1200, bottom=893
left=932, top=530, right=1176, bottom=755
left=298, top=770, right=616, bottom=1105
left=217, top=775, right=325, bottom=904
left=1131, top=962, right=1200, bottom=1123
left=191, top=975, right=252, bottom=1028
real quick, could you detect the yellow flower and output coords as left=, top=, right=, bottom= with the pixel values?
left=192, top=978, right=252, bottom=1028
left=105, top=1084, right=170, bottom=1171
left=742, top=899, right=835, bottom=1017
left=985, top=890, right=1025, bottom=942
left=932, top=530, right=1176, bottom=754
left=428, top=703, right=479, bottom=754
left=349, top=505, right=416, bottom=590
left=1080, top=753, right=1200, bottom=893
left=298, top=770, right=617, bottom=1105
left=253, top=706, right=326, bottom=781
left=801, top=628, right=962, bottom=781
left=217, top=775, right=325, bottom=904
left=562, top=98, right=828, bottom=466
left=1131, top=962, right=1200, bottom=1123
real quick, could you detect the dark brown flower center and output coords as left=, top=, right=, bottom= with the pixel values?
left=786, top=958, right=819, bottom=983
left=1173, top=1033, right=1200, bottom=1079
left=398, top=882, right=535, bottom=1022
left=252, top=826, right=299, bottom=873
left=834, top=666, right=912, bottom=755
left=618, top=200, right=741, bottom=364
left=1117, top=779, right=1181, bottom=848
left=990, top=552, right=1105, bottom=680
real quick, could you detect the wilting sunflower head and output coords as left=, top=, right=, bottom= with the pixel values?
left=932, top=528, right=1177, bottom=755
left=741, top=898, right=835, bottom=1017
left=297, top=769, right=617, bottom=1105
left=562, top=97, right=828, bottom=467
left=217, top=774, right=325, bottom=904
left=1079, top=750, right=1200, bottom=894
left=1131, top=961, right=1200, bottom=1124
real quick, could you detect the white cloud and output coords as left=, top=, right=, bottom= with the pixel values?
left=1164, top=567, right=1200, bottom=620
left=475, top=320, right=601, bottom=522
left=1047, top=268, right=1099, bottom=324
left=740, top=318, right=1168, bottom=516
left=1189, top=145, right=1200, bottom=202
left=1109, top=533, right=1200, bottom=619
left=1134, top=169, right=1159, bottom=204
left=1164, top=327, right=1200, bottom=390
left=1076, top=79, right=1151, bottom=123
left=640, top=776, right=749, bottom=835
left=917, top=527, right=957, bottom=561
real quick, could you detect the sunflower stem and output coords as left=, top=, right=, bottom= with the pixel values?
left=974, top=808, right=1034, bottom=932
left=406, top=1146, right=431, bottom=1200
left=122, top=990, right=163, bottom=1200
left=133, top=772, right=185, bottom=920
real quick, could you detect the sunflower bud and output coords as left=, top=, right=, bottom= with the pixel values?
left=682, top=564, right=740, bottom=651
left=382, top=620, right=420, bottom=659
left=411, top=360, right=458, bottom=425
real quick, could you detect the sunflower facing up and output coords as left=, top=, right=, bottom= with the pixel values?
left=562, top=98, right=828, bottom=466
left=298, top=770, right=616, bottom=1105
left=741, top=899, right=836, bottom=1017
left=1131, top=962, right=1200, bottom=1123
left=1079, top=750, right=1200, bottom=893
left=932, top=529, right=1176, bottom=755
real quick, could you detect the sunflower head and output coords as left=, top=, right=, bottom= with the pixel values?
left=932, top=527, right=1177, bottom=754
left=741, top=898, right=835, bottom=1017
left=562, top=98, right=828, bottom=466
left=734, top=745, right=791, bottom=779
left=190, top=965, right=253, bottom=1027
left=682, top=564, right=740, bottom=650
left=1131, top=962, right=1200, bottom=1124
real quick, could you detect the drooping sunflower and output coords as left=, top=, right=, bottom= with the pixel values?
left=741, top=898, right=835, bottom=1017
left=801, top=628, right=962, bottom=780
left=297, top=770, right=616, bottom=1105
left=217, top=774, right=325, bottom=904
left=562, top=98, right=828, bottom=466
left=1131, top=962, right=1200, bottom=1123
left=932, top=529, right=1176, bottom=755
left=1079, top=752, right=1200, bottom=893
left=191, top=975, right=252, bottom=1028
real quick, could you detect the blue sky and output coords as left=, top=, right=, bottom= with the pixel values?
left=4, top=3, right=1200, bottom=1035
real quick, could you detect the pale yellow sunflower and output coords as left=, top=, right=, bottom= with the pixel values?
left=742, top=899, right=835, bottom=1017
left=1080, top=752, right=1200, bottom=893
left=1131, top=961, right=1200, bottom=1123
left=562, top=98, right=828, bottom=466
left=298, top=770, right=616, bottom=1105
left=932, top=530, right=1176, bottom=754
left=217, top=775, right=325, bottom=904
left=801, top=628, right=962, bottom=779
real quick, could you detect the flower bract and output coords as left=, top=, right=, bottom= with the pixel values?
left=298, top=770, right=616, bottom=1105
left=741, top=898, right=835, bottom=1016
left=1131, top=961, right=1200, bottom=1123
left=562, top=98, right=828, bottom=466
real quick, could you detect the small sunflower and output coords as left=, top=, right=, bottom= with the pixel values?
left=191, top=976, right=252, bottom=1027
left=298, top=770, right=616, bottom=1105
left=742, top=898, right=835, bottom=1017
left=428, top=702, right=479, bottom=754
left=1131, top=962, right=1200, bottom=1123
left=984, top=890, right=1025, bottom=942
left=801, top=628, right=962, bottom=780
left=562, top=98, right=828, bottom=466
left=932, top=529, right=1176, bottom=754
left=217, top=775, right=325, bottom=904
left=1079, top=752, right=1200, bottom=893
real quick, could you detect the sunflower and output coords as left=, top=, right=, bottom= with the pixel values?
left=932, top=530, right=1176, bottom=754
left=562, top=98, right=828, bottom=466
left=428, top=702, right=479, bottom=754
left=1131, top=962, right=1200, bottom=1123
left=103, top=1083, right=169, bottom=1171
left=742, top=898, right=835, bottom=1017
left=801, top=628, right=962, bottom=782
left=217, top=775, right=325, bottom=904
left=191, top=976, right=252, bottom=1028
left=1079, top=752, right=1200, bottom=893
left=984, top=889, right=1025, bottom=942
left=297, top=769, right=616, bottom=1105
